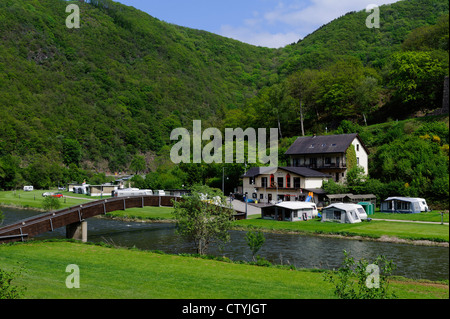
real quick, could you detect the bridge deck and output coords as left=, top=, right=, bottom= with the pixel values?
left=0, top=196, right=246, bottom=244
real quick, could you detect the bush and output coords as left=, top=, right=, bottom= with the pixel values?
left=42, top=196, right=61, bottom=211
left=323, top=250, right=397, bottom=299
left=0, top=267, right=26, bottom=299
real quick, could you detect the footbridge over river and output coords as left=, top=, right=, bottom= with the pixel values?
left=0, top=195, right=246, bottom=244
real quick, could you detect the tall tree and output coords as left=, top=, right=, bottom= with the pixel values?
left=388, top=51, right=447, bottom=111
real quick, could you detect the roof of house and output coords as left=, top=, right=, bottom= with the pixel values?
left=285, top=133, right=368, bottom=155
left=274, top=202, right=317, bottom=210
left=242, top=166, right=331, bottom=178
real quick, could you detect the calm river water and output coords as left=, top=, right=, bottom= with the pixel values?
left=2, top=207, right=448, bottom=281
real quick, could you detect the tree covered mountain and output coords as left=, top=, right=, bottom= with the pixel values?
left=0, top=0, right=448, bottom=196
left=0, top=0, right=277, bottom=171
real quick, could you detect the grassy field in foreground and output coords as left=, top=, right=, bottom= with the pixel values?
left=0, top=241, right=447, bottom=299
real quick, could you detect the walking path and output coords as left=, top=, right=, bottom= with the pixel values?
left=227, top=199, right=261, bottom=216
left=372, top=218, right=449, bottom=225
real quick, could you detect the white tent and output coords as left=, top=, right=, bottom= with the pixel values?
left=261, top=201, right=318, bottom=222
left=321, top=203, right=368, bottom=224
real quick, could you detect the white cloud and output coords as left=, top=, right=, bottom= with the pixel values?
left=219, top=0, right=399, bottom=48
left=220, top=24, right=299, bottom=48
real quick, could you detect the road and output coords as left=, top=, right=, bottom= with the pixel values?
left=227, top=199, right=262, bottom=216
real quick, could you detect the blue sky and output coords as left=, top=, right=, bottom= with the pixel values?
left=114, top=0, right=399, bottom=48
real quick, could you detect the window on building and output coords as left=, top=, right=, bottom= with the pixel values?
left=261, top=177, right=268, bottom=188
left=357, top=144, right=360, bottom=151
left=277, top=177, right=284, bottom=188
left=294, top=177, right=301, bottom=188
left=286, top=174, right=291, bottom=188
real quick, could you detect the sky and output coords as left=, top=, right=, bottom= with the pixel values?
left=114, top=0, right=400, bottom=48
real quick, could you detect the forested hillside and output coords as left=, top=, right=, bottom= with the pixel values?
left=0, top=0, right=448, bottom=204
left=0, top=0, right=277, bottom=172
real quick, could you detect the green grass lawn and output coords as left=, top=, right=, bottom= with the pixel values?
left=0, top=190, right=94, bottom=211
left=0, top=241, right=447, bottom=299
left=107, top=206, right=175, bottom=221
left=372, top=211, right=449, bottom=223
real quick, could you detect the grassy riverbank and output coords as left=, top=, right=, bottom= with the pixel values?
left=106, top=206, right=449, bottom=244
left=0, top=241, right=447, bottom=299
left=1, top=191, right=448, bottom=244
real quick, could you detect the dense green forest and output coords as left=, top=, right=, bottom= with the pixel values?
left=0, top=0, right=448, bottom=205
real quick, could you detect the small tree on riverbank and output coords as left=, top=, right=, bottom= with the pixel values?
left=172, top=185, right=234, bottom=255
left=323, top=250, right=397, bottom=299
left=245, top=230, right=266, bottom=262
left=42, top=196, right=61, bottom=212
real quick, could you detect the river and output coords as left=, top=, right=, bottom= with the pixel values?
left=1, top=207, right=448, bottom=281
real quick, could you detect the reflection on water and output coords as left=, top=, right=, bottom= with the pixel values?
left=2, top=207, right=449, bottom=281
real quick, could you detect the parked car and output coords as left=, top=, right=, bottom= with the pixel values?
left=51, top=193, right=64, bottom=198
left=42, top=192, right=53, bottom=197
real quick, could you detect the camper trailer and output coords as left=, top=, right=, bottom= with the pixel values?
left=261, top=201, right=318, bottom=222
left=321, top=203, right=368, bottom=224
left=380, top=197, right=429, bottom=214
left=23, top=186, right=34, bottom=192
left=114, top=188, right=153, bottom=197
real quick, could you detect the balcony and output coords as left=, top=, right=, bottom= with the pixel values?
left=295, top=163, right=347, bottom=170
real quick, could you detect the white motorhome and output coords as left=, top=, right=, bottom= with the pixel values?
left=380, top=197, right=429, bottom=213
left=114, top=188, right=153, bottom=197
left=23, top=186, right=34, bottom=192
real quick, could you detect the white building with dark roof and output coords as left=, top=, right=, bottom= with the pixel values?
left=285, top=133, right=369, bottom=183
left=241, top=166, right=331, bottom=204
